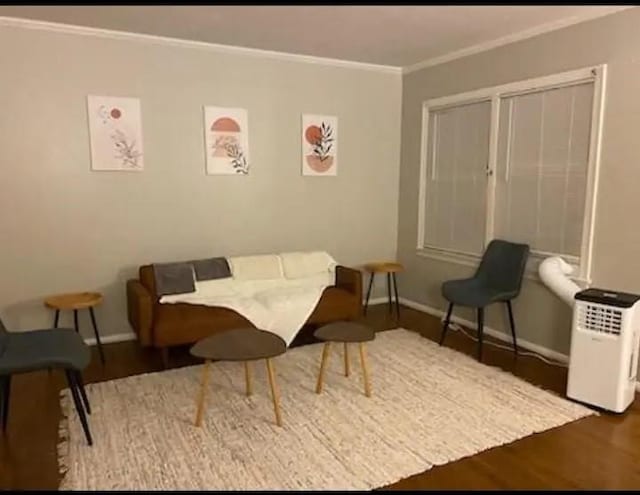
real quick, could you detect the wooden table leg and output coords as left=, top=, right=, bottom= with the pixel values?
left=194, top=360, right=211, bottom=427
left=315, top=342, right=331, bottom=394
left=265, top=358, right=282, bottom=427
left=359, top=343, right=372, bottom=397
left=344, top=343, right=350, bottom=377
left=244, top=361, right=252, bottom=397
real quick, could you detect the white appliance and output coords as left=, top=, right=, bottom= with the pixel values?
left=539, top=257, right=640, bottom=413
left=567, top=288, right=640, bottom=413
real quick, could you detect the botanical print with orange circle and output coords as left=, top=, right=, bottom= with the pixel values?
left=303, top=118, right=336, bottom=175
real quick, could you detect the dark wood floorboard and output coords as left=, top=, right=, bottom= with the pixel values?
left=1, top=303, right=639, bottom=489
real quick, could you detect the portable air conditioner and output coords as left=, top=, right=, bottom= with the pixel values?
left=567, top=288, right=640, bottom=413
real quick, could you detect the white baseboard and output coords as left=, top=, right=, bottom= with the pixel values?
left=84, top=332, right=136, bottom=346
left=363, top=296, right=389, bottom=306
left=398, top=297, right=569, bottom=364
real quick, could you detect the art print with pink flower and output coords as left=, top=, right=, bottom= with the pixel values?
left=87, top=95, right=144, bottom=171
left=302, top=114, right=338, bottom=176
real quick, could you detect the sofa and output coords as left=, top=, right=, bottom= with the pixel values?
left=126, top=252, right=362, bottom=366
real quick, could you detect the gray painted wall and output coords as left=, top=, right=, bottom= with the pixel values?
left=398, top=7, right=640, bottom=354
left=5, top=7, right=640, bottom=353
left=0, top=25, right=402, bottom=338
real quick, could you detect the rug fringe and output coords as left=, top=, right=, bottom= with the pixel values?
left=57, top=388, right=71, bottom=489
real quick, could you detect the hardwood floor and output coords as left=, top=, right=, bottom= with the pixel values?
left=1, top=303, right=640, bottom=489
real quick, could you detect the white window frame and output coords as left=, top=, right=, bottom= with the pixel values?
left=416, top=65, right=607, bottom=284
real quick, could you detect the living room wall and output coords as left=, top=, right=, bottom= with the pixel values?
left=397, top=7, right=640, bottom=355
left=0, top=23, right=402, bottom=339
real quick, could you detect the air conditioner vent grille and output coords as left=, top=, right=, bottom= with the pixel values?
left=576, top=303, right=623, bottom=336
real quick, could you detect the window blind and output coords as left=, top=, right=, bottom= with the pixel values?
left=494, top=81, right=594, bottom=258
left=423, top=100, right=491, bottom=255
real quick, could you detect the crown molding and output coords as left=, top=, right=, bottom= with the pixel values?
left=2, top=7, right=633, bottom=78
left=403, top=6, right=634, bottom=75
left=0, top=15, right=403, bottom=75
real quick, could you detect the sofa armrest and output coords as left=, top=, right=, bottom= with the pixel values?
left=127, top=279, right=154, bottom=346
left=335, top=265, right=362, bottom=300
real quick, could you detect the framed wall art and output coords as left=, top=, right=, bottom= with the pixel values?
left=204, top=106, right=250, bottom=175
left=87, top=95, right=144, bottom=171
left=302, top=114, right=337, bottom=176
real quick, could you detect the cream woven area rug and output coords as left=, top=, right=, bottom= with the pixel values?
left=58, top=328, right=594, bottom=490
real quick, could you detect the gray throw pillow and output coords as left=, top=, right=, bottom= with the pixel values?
left=153, top=262, right=196, bottom=296
left=190, top=257, right=231, bottom=281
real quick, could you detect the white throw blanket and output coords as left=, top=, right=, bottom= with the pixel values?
left=159, top=253, right=336, bottom=346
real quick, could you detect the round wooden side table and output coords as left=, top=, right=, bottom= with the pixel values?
left=44, top=292, right=105, bottom=364
left=363, top=261, right=404, bottom=319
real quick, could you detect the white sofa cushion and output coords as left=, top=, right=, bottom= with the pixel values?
left=228, top=254, right=284, bottom=281
left=280, top=251, right=337, bottom=279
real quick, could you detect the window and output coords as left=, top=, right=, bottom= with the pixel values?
left=417, top=66, right=606, bottom=282
left=423, top=100, right=491, bottom=256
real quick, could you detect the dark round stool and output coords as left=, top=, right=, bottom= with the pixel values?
left=313, top=321, right=375, bottom=397
left=190, top=328, right=286, bottom=427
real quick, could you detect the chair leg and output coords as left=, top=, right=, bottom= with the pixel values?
left=89, top=307, right=105, bottom=365
left=477, top=307, right=485, bottom=362
left=73, top=309, right=79, bottom=333
left=65, top=370, right=93, bottom=446
left=74, top=370, right=91, bottom=415
left=1, top=375, right=11, bottom=433
left=439, top=303, right=454, bottom=345
left=506, top=301, right=518, bottom=356
left=386, top=273, right=392, bottom=314
left=364, top=273, right=374, bottom=315
left=53, top=310, right=60, bottom=328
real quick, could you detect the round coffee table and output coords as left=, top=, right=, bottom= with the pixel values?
left=44, top=291, right=105, bottom=364
left=314, top=322, right=375, bottom=397
left=190, top=328, right=287, bottom=427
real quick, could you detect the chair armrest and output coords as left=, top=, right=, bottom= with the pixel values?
left=126, top=279, right=153, bottom=346
left=335, top=265, right=363, bottom=300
